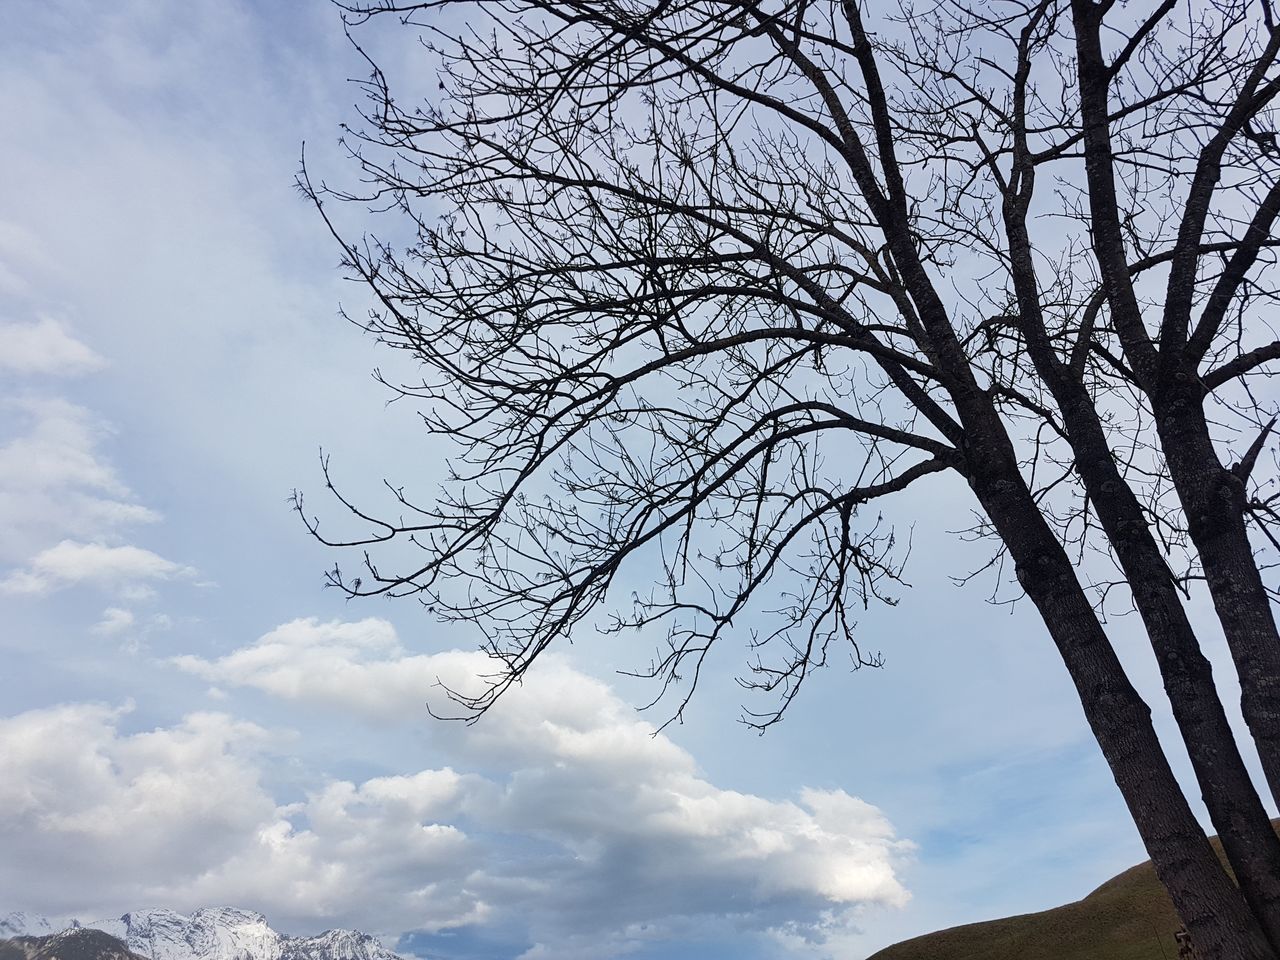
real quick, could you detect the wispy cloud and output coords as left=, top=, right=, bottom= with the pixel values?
left=90, top=607, right=136, bottom=636
left=0, top=368, right=195, bottom=616
left=0, top=318, right=103, bottom=376
left=1, top=541, right=194, bottom=596
left=0, top=395, right=159, bottom=566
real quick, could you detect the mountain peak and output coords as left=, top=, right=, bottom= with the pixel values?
left=2, top=927, right=148, bottom=960
left=1, top=911, right=402, bottom=960
left=0, top=916, right=58, bottom=941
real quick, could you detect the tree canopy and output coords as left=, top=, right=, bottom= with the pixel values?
left=299, top=2, right=1280, bottom=957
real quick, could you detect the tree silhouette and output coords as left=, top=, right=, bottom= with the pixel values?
left=298, top=2, right=1280, bottom=955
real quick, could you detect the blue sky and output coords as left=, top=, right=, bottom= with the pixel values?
left=0, top=3, right=1270, bottom=959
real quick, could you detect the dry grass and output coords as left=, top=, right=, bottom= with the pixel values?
left=866, top=830, right=1280, bottom=960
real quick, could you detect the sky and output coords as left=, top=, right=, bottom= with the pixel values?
left=0, top=3, right=1273, bottom=960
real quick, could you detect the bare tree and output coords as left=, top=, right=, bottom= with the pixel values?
left=298, top=1, right=1280, bottom=956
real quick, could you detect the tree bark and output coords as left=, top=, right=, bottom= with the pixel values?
left=873, top=217, right=1276, bottom=958
left=1066, top=0, right=1280, bottom=813
left=850, top=16, right=1277, bottom=937
left=1152, top=376, right=1280, bottom=809
left=1001, top=202, right=1280, bottom=949
left=964, top=419, right=1277, bottom=960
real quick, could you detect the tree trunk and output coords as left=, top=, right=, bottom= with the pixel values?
left=1001, top=206, right=1280, bottom=949
left=1046, top=386, right=1280, bottom=949
left=827, top=19, right=1271, bottom=948
left=964, top=422, right=1277, bottom=960
left=1068, top=0, right=1280, bottom=828
left=1152, top=375, right=1280, bottom=809
left=1061, top=9, right=1280, bottom=947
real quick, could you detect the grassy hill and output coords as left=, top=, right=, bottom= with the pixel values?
left=866, top=832, right=1269, bottom=960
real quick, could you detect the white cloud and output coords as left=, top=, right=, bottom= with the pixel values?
left=166, top=618, right=913, bottom=954
left=1, top=540, right=194, bottom=595
left=0, top=317, right=103, bottom=376
left=0, top=379, right=194, bottom=628
left=0, top=220, right=54, bottom=297
left=91, top=607, right=135, bottom=636
left=0, top=397, right=158, bottom=564
left=182, top=772, right=487, bottom=934
left=0, top=698, right=491, bottom=936
left=0, top=618, right=916, bottom=956
left=0, top=702, right=279, bottom=912
left=173, top=618, right=474, bottom=724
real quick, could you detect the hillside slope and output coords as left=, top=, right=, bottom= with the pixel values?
left=1, top=928, right=148, bottom=960
left=866, top=832, right=1268, bottom=960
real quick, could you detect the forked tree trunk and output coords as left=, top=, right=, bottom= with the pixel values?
left=1064, top=7, right=1280, bottom=952
left=964, top=420, right=1277, bottom=960
left=869, top=240, right=1276, bottom=956
left=857, top=53, right=1278, bottom=946
left=1152, top=376, right=1280, bottom=810
left=1002, top=206, right=1280, bottom=949
left=1067, top=0, right=1280, bottom=818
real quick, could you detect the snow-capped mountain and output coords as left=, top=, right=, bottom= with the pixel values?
left=87, top=909, right=285, bottom=960
left=278, top=930, right=400, bottom=960
left=0, top=911, right=402, bottom=960
left=3, top=927, right=147, bottom=960
left=0, top=916, right=59, bottom=940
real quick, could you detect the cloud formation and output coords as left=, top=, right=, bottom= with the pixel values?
left=91, top=607, right=136, bottom=636
left=0, top=337, right=195, bottom=610
left=0, top=699, right=482, bottom=932
left=1, top=541, right=194, bottom=596
left=0, top=317, right=104, bottom=376
left=0, top=703, right=278, bottom=914
left=1, top=619, right=910, bottom=956
left=0, top=348, right=191, bottom=616
left=0, top=397, right=158, bottom=565
left=169, top=618, right=912, bottom=955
